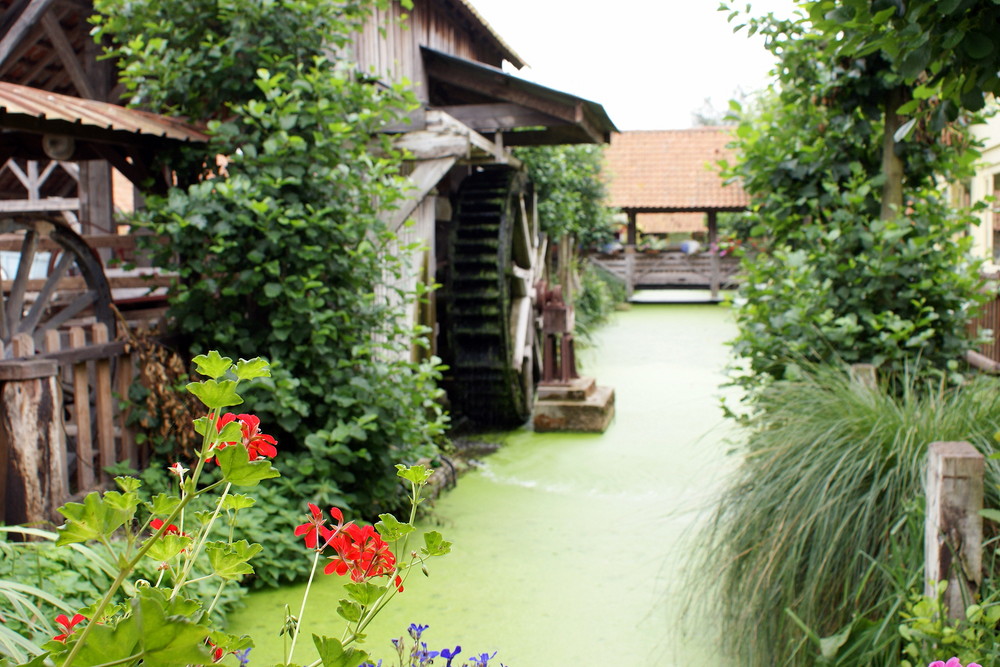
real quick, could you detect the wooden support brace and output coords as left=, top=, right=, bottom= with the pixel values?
left=925, top=441, right=984, bottom=619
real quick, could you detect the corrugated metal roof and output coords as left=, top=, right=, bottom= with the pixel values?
left=0, top=81, right=208, bottom=144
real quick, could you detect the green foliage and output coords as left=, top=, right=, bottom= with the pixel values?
left=898, top=582, right=1000, bottom=667
left=722, top=5, right=987, bottom=391
left=730, top=191, right=986, bottom=389
left=513, top=144, right=616, bottom=250
left=573, top=259, right=626, bottom=342
left=92, top=0, right=448, bottom=518
left=692, top=366, right=1000, bottom=666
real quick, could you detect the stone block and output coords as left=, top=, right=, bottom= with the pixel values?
left=533, top=384, right=615, bottom=433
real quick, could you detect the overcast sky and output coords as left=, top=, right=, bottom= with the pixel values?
left=468, top=0, right=800, bottom=130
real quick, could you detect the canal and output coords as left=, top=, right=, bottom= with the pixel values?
left=228, top=300, right=739, bottom=665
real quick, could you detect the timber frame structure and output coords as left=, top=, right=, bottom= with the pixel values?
left=601, top=128, right=749, bottom=299
left=0, top=0, right=618, bottom=430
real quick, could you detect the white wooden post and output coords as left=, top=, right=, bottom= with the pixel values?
left=925, top=441, right=984, bottom=620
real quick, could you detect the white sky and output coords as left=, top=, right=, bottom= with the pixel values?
left=468, top=0, right=800, bottom=130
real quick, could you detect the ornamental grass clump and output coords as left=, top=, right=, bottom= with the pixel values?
left=693, top=365, right=1000, bottom=666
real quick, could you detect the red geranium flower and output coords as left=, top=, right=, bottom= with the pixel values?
left=294, top=503, right=334, bottom=550
left=150, top=518, right=182, bottom=536
left=209, top=413, right=278, bottom=463
left=323, top=523, right=401, bottom=590
left=52, top=613, right=86, bottom=642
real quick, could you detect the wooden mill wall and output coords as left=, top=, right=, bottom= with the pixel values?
left=351, top=0, right=507, bottom=99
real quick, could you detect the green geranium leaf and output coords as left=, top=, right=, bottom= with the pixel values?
left=217, top=444, right=281, bottom=487
left=132, top=588, right=213, bottom=667
left=235, top=357, right=270, bottom=381
left=187, top=379, right=243, bottom=410
left=143, top=533, right=192, bottom=562
left=114, top=476, right=142, bottom=493
left=149, top=493, right=182, bottom=516
left=375, top=513, right=414, bottom=541
left=57, top=491, right=132, bottom=545
left=103, top=491, right=140, bottom=520
left=421, top=531, right=451, bottom=557
left=193, top=351, right=233, bottom=380
left=206, top=540, right=263, bottom=579
left=312, top=635, right=370, bottom=667
left=222, top=494, right=256, bottom=511
left=218, top=420, right=244, bottom=443
left=336, top=600, right=362, bottom=623
left=344, top=582, right=384, bottom=607
left=395, top=464, right=433, bottom=485
left=61, top=614, right=141, bottom=667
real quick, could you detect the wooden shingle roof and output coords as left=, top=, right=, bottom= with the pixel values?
left=604, top=129, right=748, bottom=212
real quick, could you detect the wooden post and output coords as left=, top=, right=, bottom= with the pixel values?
left=925, top=441, right=984, bottom=619
left=0, top=358, right=67, bottom=526
left=707, top=211, right=720, bottom=300
left=625, top=210, right=637, bottom=300
left=849, top=363, right=878, bottom=389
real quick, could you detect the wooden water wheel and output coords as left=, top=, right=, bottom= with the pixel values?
left=0, top=216, right=115, bottom=353
left=443, top=166, right=543, bottom=427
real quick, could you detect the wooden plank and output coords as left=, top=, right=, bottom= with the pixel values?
left=435, top=103, right=566, bottom=132
left=93, top=323, right=115, bottom=482
left=69, top=326, right=94, bottom=490
left=117, top=349, right=136, bottom=468
left=926, top=441, right=984, bottom=620
left=1, top=273, right=175, bottom=291
left=0, top=197, right=81, bottom=212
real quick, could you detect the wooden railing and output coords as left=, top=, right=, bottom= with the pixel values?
left=0, top=323, right=138, bottom=526
left=589, top=250, right=741, bottom=292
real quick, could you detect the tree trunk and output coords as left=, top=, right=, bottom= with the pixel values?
left=880, top=86, right=907, bottom=220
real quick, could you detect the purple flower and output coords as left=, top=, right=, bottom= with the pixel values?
left=415, top=643, right=440, bottom=665
left=234, top=648, right=252, bottom=667
left=469, top=652, right=497, bottom=666
left=440, top=645, right=462, bottom=666
left=359, top=662, right=382, bottom=667
left=408, top=623, right=429, bottom=641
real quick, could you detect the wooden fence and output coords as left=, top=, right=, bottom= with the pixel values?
left=969, top=288, right=1000, bottom=362
left=0, top=323, right=138, bottom=526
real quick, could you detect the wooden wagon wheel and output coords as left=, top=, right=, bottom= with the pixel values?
left=0, top=217, right=115, bottom=354
left=444, top=166, right=543, bottom=427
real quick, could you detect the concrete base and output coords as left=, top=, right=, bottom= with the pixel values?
left=533, top=376, right=615, bottom=433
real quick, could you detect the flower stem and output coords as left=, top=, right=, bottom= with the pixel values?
left=287, top=549, right=322, bottom=662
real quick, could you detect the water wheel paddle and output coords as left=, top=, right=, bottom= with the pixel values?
left=444, top=166, right=542, bottom=427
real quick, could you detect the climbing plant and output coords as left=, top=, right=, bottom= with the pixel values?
left=92, top=0, right=447, bottom=536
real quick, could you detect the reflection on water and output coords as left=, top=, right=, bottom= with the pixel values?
left=228, top=303, right=738, bottom=665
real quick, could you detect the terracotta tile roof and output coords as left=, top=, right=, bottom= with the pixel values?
left=604, top=129, right=748, bottom=211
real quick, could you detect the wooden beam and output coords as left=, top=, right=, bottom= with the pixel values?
left=0, top=196, right=79, bottom=212
left=41, top=12, right=95, bottom=99
left=425, top=57, right=579, bottom=127
left=708, top=210, right=720, bottom=300
left=434, top=103, right=566, bottom=132
left=384, top=157, right=457, bottom=231
left=0, top=0, right=57, bottom=71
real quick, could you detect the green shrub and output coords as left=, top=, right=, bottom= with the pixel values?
left=574, top=259, right=626, bottom=341
left=692, top=365, right=1000, bottom=666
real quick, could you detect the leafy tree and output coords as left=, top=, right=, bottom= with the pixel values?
left=722, top=2, right=988, bottom=392
left=513, top=144, right=616, bottom=251
left=92, top=0, right=447, bottom=566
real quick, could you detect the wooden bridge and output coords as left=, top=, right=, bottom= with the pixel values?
left=589, top=250, right=740, bottom=299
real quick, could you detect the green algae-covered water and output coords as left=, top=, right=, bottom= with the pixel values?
left=228, top=301, right=738, bottom=665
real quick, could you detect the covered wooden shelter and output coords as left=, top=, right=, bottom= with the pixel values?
left=603, top=128, right=748, bottom=298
